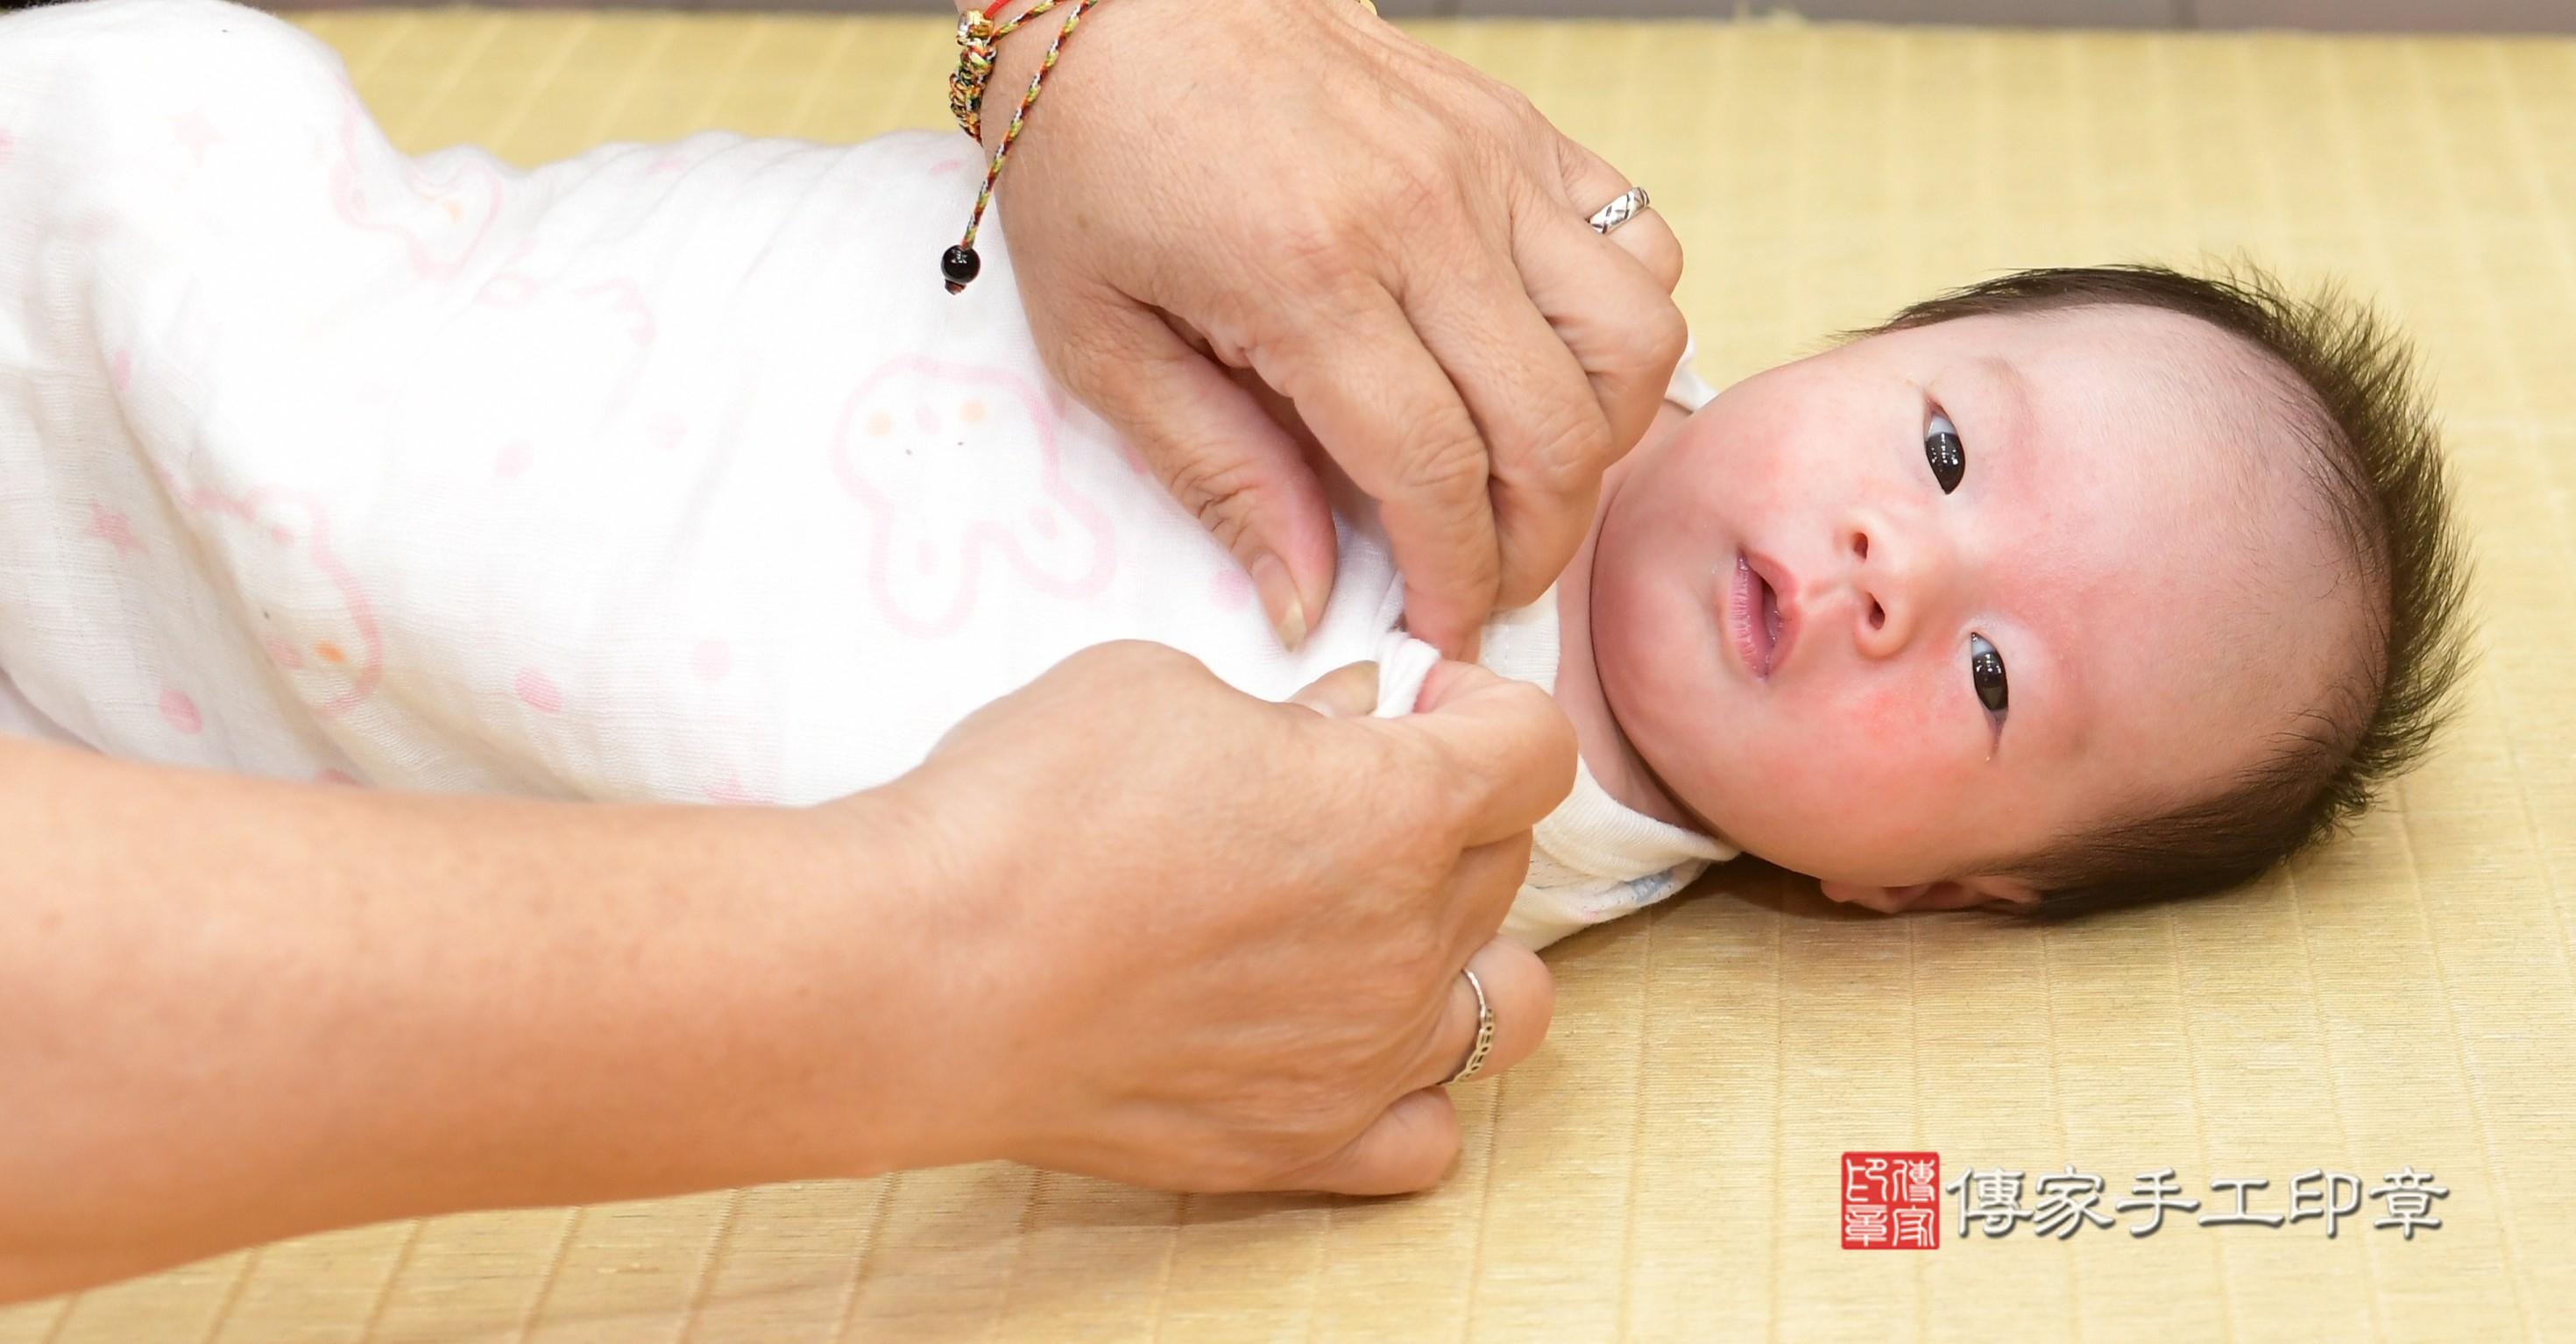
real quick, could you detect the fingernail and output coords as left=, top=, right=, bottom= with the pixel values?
left=1250, top=554, right=1308, bottom=651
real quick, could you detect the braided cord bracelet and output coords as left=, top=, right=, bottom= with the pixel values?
left=942, top=0, right=1384, bottom=294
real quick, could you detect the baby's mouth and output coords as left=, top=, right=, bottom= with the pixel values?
left=1729, top=549, right=1797, bottom=681
left=1730, top=554, right=1778, bottom=679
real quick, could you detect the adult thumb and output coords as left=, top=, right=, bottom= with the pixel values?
left=1405, top=659, right=1579, bottom=847
left=1286, top=661, right=1383, bottom=720
left=1047, top=296, right=1341, bottom=651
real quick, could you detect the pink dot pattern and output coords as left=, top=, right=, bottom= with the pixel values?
left=159, top=688, right=202, bottom=734
left=514, top=667, right=563, bottom=714
left=1209, top=565, right=1254, bottom=611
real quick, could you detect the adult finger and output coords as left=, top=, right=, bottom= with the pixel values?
left=1402, top=661, right=1579, bottom=848
left=1433, top=830, right=1536, bottom=974
left=1397, top=195, right=1618, bottom=623
left=1516, top=154, right=1690, bottom=471
left=1412, top=935, right=1554, bottom=1093
left=1555, top=135, right=1684, bottom=294
left=1284, top=660, right=1382, bottom=719
left=1288, top=935, right=1554, bottom=1196
left=1286, top=1086, right=1460, bottom=1196
left=1260, top=282, right=1497, bottom=661
left=1044, top=289, right=1342, bottom=651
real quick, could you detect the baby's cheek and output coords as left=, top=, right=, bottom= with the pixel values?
left=1756, top=741, right=1843, bottom=809
left=1844, top=676, right=1923, bottom=746
left=1813, top=675, right=1957, bottom=792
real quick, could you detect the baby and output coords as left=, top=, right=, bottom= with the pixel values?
left=0, top=0, right=2472, bottom=946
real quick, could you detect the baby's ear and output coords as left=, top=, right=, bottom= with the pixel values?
left=1819, top=877, right=2041, bottom=914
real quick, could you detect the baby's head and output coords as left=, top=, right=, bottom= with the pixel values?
left=1589, top=264, right=2472, bottom=916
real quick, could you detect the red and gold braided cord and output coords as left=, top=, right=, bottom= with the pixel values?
left=943, top=0, right=1384, bottom=294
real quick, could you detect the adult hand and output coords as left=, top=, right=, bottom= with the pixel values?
left=973, top=0, right=1687, bottom=658
left=0, top=644, right=1572, bottom=1302
left=881, top=642, right=1574, bottom=1193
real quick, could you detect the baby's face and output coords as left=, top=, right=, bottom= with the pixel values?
left=1588, top=307, right=2358, bottom=910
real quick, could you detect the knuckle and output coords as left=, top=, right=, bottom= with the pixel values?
left=1484, top=80, right=1542, bottom=128
left=1510, top=396, right=1617, bottom=502
left=1373, top=734, right=1458, bottom=830
left=1355, top=845, right=1451, bottom=938
left=1287, top=1070, right=1369, bottom=1130
left=1158, top=449, right=1268, bottom=553
left=1251, top=1077, right=1364, bottom=1142
left=1640, top=230, right=1688, bottom=295
left=1455, top=848, right=1527, bottom=926
left=1388, top=423, right=1491, bottom=506
left=1448, top=67, right=1545, bottom=152
left=1027, top=298, right=1143, bottom=399
left=1346, top=152, right=1462, bottom=267
left=1640, top=299, right=1690, bottom=373
left=1352, top=805, right=1443, bottom=896
left=1355, top=816, right=1457, bottom=913
left=1270, top=208, right=1369, bottom=297
left=1396, top=921, right=1454, bottom=990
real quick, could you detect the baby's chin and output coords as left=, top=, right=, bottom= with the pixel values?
left=1585, top=621, right=1831, bottom=878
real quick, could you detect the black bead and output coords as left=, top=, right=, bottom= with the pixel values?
left=941, top=244, right=981, bottom=291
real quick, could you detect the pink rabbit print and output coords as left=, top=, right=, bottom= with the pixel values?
left=85, top=502, right=145, bottom=556
left=329, top=91, right=502, bottom=283
left=830, top=356, right=1118, bottom=636
left=167, top=476, right=383, bottom=718
left=472, top=240, right=660, bottom=349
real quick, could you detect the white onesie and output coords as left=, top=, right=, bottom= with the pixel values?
left=0, top=0, right=1736, bottom=948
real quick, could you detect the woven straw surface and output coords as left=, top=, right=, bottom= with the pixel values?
left=4, top=11, right=2572, bottom=1340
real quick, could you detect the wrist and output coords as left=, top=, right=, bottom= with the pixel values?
left=968, top=0, right=1369, bottom=154
left=817, top=769, right=1035, bottom=1172
left=347, top=789, right=994, bottom=1194
left=969, top=3, right=1058, bottom=153
left=372, top=795, right=966, bottom=1199
left=773, top=781, right=1000, bottom=1176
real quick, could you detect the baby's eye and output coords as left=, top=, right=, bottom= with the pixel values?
left=1925, top=409, right=1966, bottom=494
left=1968, top=633, right=2008, bottom=717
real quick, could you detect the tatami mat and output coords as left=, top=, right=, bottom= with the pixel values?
left=4, top=10, right=2572, bottom=1341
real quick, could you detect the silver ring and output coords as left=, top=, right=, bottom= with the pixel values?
left=1587, top=186, right=1652, bottom=236
left=1440, top=967, right=1497, bottom=1086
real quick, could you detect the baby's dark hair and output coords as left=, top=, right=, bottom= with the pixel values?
left=1850, top=263, right=2473, bottom=916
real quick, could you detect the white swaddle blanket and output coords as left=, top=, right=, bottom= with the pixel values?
left=0, top=0, right=1733, bottom=947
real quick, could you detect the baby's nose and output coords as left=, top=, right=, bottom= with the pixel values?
left=1839, top=507, right=1953, bottom=659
